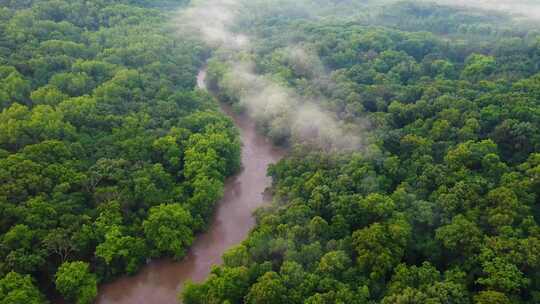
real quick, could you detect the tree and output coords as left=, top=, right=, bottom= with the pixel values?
left=485, top=187, right=522, bottom=231
left=462, top=54, right=496, bottom=81
left=317, top=251, right=351, bottom=278
left=2, top=71, right=30, bottom=104
left=95, top=226, right=147, bottom=275
left=30, top=85, right=68, bottom=106
left=1, top=224, right=46, bottom=273
left=0, top=272, right=46, bottom=304
left=476, top=257, right=529, bottom=293
left=182, top=266, right=250, bottom=304
left=492, top=119, right=538, bottom=163
left=435, top=214, right=482, bottom=257
left=245, top=272, right=287, bottom=304
left=473, top=290, right=511, bottom=304
left=55, top=261, right=97, bottom=304
left=143, top=203, right=194, bottom=259
left=384, top=262, right=469, bottom=304
left=49, top=72, right=93, bottom=97
left=222, top=244, right=250, bottom=267
left=43, top=228, right=75, bottom=263
left=352, top=217, right=411, bottom=280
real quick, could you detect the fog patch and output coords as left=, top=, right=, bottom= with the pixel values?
left=174, top=0, right=249, bottom=50
left=173, top=0, right=365, bottom=151
left=432, top=0, right=540, bottom=20
left=224, top=62, right=364, bottom=151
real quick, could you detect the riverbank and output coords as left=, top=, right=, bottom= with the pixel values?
left=95, top=68, right=285, bottom=304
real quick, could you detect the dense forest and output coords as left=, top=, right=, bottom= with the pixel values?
left=183, top=1, right=540, bottom=304
left=0, top=0, right=240, bottom=303
left=2, top=0, right=540, bottom=304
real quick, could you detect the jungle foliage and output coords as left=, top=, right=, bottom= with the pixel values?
left=0, top=0, right=240, bottom=302
left=184, top=1, right=540, bottom=304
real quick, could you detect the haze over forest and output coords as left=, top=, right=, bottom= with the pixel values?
left=0, top=0, right=539, bottom=304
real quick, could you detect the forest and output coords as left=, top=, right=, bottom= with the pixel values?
left=1, top=0, right=540, bottom=304
left=183, top=1, right=540, bottom=304
left=0, top=0, right=240, bottom=303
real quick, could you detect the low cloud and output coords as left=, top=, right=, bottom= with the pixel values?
left=173, top=0, right=366, bottom=151
left=433, top=0, right=540, bottom=20
left=174, top=0, right=249, bottom=50
left=224, top=63, right=364, bottom=150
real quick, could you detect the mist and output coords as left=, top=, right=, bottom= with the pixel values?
left=176, top=0, right=248, bottom=50
left=173, top=0, right=540, bottom=151
left=173, top=0, right=365, bottom=151
left=431, top=0, right=540, bottom=20
left=222, top=62, right=364, bottom=150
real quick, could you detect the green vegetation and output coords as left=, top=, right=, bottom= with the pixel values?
left=0, top=272, right=46, bottom=304
left=3, top=0, right=540, bottom=303
left=55, top=262, right=97, bottom=304
left=0, top=0, right=240, bottom=302
left=183, top=1, right=540, bottom=303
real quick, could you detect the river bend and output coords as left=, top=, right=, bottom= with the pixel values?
left=96, top=68, right=285, bottom=304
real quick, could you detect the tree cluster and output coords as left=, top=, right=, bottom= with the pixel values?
left=183, top=2, right=540, bottom=303
left=0, top=0, right=240, bottom=303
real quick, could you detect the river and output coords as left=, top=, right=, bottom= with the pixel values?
left=95, top=68, right=285, bottom=304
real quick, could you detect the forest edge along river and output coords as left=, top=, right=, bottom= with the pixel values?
left=95, top=68, right=286, bottom=304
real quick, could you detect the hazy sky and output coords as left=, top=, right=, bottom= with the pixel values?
left=434, top=0, right=540, bottom=20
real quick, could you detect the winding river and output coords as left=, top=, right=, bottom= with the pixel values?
left=95, top=69, right=285, bottom=304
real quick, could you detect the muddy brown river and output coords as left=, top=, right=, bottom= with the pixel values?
left=95, top=69, right=285, bottom=304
